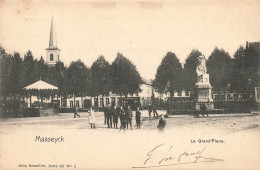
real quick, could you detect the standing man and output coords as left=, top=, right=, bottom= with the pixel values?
left=112, top=106, right=119, bottom=128
left=107, top=104, right=113, bottom=128
left=152, top=105, right=158, bottom=118
left=126, top=105, right=133, bottom=130
left=148, top=104, right=152, bottom=119
left=104, top=105, right=108, bottom=125
left=74, top=106, right=80, bottom=118
left=136, top=107, right=141, bottom=129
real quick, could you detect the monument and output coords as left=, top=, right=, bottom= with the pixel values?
left=195, top=55, right=214, bottom=110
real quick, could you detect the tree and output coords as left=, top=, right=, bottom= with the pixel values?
left=231, top=44, right=260, bottom=92
left=153, top=52, right=183, bottom=95
left=19, top=51, right=35, bottom=88
left=206, top=47, right=232, bottom=92
left=111, top=53, right=142, bottom=98
left=66, top=60, right=90, bottom=106
left=32, top=56, right=48, bottom=82
left=7, top=52, right=23, bottom=98
left=182, top=49, right=202, bottom=91
left=0, top=46, right=12, bottom=101
left=90, top=56, right=111, bottom=107
left=230, top=46, right=247, bottom=91
left=244, top=44, right=260, bottom=88
left=53, top=61, right=68, bottom=97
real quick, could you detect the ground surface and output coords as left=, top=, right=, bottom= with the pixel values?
left=0, top=110, right=260, bottom=169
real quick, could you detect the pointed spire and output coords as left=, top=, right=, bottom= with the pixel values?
left=49, top=14, right=54, bottom=47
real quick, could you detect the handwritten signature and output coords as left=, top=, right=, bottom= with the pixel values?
left=133, top=143, right=224, bottom=168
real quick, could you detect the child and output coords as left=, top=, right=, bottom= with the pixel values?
left=89, top=108, right=96, bottom=129
left=136, top=107, right=141, bottom=129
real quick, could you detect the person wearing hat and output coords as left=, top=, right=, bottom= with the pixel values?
left=107, top=104, right=113, bottom=128
left=112, top=105, right=119, bottom=128
left=126, top=105, right=133, bottom=130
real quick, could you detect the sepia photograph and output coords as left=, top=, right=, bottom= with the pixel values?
left=0, top=0, right=260, bottom=169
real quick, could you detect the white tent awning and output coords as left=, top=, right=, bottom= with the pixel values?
left=24, top=80, right=58, bottom=90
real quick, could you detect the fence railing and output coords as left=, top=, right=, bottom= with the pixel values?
left=165, top=99, right=253, bottom=114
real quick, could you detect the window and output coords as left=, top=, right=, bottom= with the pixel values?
left=178, top=91, right=182, bottom=96
left=185, top=91, right=189, bottom=96
left=111, top=97, right=115, bottom=106
left=62, top=101, right=67, bottom=107
left=58, top=55, right=60, bottom=61
left=50, top=54, right=54, bottom=61
left=99, top=98, right=103, bottom=107
left=106, top=98, right=110, bottom=105
left=70, top=101, right=73, bottom=108
left=94, top=98, right=98, bottom=107
left=76, top=101, right=79, bottom=107
left=256, top=87, right=260, bottom=100
left=117, top=98, right=121, bottom=107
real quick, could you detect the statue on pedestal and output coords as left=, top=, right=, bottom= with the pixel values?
left=195, top=55, right=214, bottom=110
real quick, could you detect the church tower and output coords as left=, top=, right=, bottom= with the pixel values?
left=46, top=15, right=60, bottom=66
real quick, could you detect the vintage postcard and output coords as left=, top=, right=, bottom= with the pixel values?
left=0, top=0, right=260, bottom=169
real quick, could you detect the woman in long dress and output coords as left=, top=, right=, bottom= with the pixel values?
left=89, top=108, right=96, bottom=129
left=119, top=106, right=127, bottom=132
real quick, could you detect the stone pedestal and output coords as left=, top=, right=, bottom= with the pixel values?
left=195, top=74, right=214, bottom=110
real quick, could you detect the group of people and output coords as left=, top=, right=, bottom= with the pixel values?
left=73, top=104, right=166, bottom=132
left=103, top=104, right=142, bottom=132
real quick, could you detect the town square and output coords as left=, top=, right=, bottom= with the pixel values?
left=0, top=0, right=260, bottom=169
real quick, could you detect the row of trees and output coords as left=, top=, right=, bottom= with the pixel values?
left=0, top=46, right=142, bottom=107
left=153, top=46, right=259, bottom=97
left=1, top=44, right=259, bottom=106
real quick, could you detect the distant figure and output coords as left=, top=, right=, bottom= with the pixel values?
left=148, top=104, right=152, bottom=119
left=157, top=115, right=166, bottom=132
left=136, top=107, right=141, bottom=129
left=166, top=103, right=170, bottom=118
left=201, top=103, right=208, bottom=117
left=88, top=108, right=96, bottom=129
left=119, top=106, right=127, bottom=132
left=107, top=104, right=113, bottom=128
left=126, top=106, right=133, bottom=130
left=152, top=105, right=159, bottom=117
left=113, top=106, right=119, bottom=128
left=104, top=105, right=108, bottom=125
left=74, top=106, right=80, bottom=118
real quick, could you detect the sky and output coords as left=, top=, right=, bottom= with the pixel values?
left=1, top=0, right=260, bottom=80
